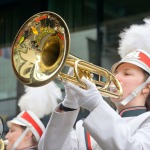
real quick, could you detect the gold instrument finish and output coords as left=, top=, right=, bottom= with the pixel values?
left=12, top=11, right=123, bottom=98
left=0, top=139, right=4, bottom=150
left=12, top=11, right=70, bottom=87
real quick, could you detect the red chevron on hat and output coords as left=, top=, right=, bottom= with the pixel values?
left=7, top=110, right=45, bottom=142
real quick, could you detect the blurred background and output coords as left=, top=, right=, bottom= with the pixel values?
left=0, top=0, right=150, bottom=135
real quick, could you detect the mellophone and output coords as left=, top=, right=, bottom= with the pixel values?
left=11, top=11, right=123, bottom=98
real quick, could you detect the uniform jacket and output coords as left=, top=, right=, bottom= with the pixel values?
left=38, top=99, right=150, bottom=150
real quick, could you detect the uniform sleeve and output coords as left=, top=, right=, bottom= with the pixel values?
left=83, top=100, right=150, bottom=150
left=38, top=105, right=80, bottom=150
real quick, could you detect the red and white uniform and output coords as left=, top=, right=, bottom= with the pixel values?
left=38, top=99, right=150, bottom=150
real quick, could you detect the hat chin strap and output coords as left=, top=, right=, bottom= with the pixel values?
left=11, top=127, right=30, bottom=150
left=117, top=77, right=150, bottom=106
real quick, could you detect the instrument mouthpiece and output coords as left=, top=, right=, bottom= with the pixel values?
left=4, top=140, right=9, bottom=145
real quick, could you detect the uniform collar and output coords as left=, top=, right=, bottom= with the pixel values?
left=119, top=106, right=147, bottom=117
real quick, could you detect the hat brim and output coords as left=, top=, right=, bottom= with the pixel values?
left=111, top=59, right=150, bottom=74
left=7, top=119, right=26, bottom=127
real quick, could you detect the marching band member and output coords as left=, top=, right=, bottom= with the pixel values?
left=5, top=81, right=62, bottom=150
left=5, top=110, right=45, bottom=150
left=39, top=19, right=150, bottom=150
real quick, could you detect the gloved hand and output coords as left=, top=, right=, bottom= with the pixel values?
left=62, top=68, right=79, bottom=109
left=67, top=77, right=103, bottom=112
left=62, top=82, right=79, bottom=109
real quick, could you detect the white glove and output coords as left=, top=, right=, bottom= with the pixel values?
left=67, top=77, right=103, bottom=112
left=62, top=67, right=79, bottom=109
left=62, top=82, right=79, bottom=109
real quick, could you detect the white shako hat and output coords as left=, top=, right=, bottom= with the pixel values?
left=112, top=49, right=150, bottom=74
left=7, top=110, right=45, bottom=142
left=111, top=18, right=150, bottom=74
left=6, top=81, right=62, bottom=149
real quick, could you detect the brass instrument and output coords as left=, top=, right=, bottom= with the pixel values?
left=11, top=11, right=123, bottom=98
left=0, top=140, right=8, bottom=150
left=0, top=139, right=4, bottom=150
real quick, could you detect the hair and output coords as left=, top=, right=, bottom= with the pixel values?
left=145, top=95, right=150, bottom=111
left=143, top=70, right=150, bottom=111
